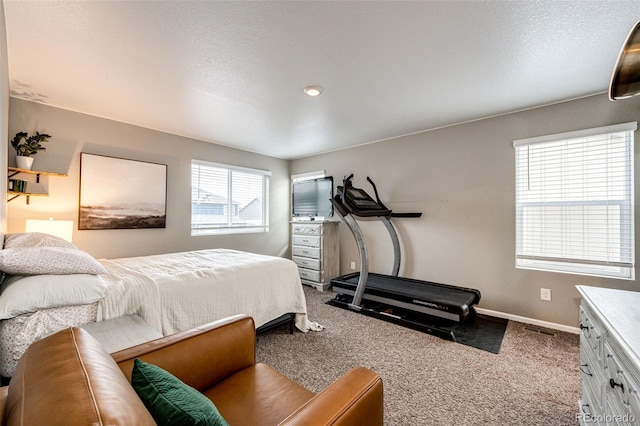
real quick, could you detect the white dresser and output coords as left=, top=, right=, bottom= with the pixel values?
left=291, top=221, right=340, bottom=291
left=576, top=285, right=640, bottom=425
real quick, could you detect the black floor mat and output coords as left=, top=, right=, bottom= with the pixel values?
left=327, top=297, right=508, bottom=354
left=438, top=312, right=508, bottom=354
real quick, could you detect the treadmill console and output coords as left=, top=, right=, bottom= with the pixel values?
left=345, top=187, right=381, bottom=209
left=342, top=186, right=392, bottom=217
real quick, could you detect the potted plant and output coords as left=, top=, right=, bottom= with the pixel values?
left=11, top=131, right=51, bottom=170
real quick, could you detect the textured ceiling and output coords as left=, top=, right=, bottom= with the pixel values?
left=4, top=1, right=640, bottom=159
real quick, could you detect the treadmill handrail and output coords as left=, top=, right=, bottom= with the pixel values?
left=391, top=212, right=423, bottom=218
left=366, top=176, right=389, bottom=211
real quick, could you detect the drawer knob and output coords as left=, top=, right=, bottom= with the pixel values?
left=580, top=324, right=589, bottom=330
left=610, top=378, right=624, bottom=392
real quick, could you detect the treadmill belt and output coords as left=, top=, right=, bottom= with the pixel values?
left=332, top=273, right=478, bottom=307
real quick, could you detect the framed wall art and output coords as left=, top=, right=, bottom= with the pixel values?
left=79, top=153, right=167, bottom=230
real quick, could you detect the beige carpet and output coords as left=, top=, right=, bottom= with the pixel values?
left=256, top=287, right=580, bottom=425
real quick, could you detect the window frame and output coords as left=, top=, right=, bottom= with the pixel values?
left=513, top=122, right=636, bottom=280
left=191, top=160, right=271, bottom=236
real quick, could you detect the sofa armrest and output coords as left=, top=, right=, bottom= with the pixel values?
left=112, top=314, right=256, bottom=392
left=0, top=385, right=7, bottom=424
left=279, top=367, right=383, bottom=426
left=4, top=328, right=156, bottom=426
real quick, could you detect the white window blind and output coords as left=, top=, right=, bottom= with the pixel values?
left=191, top=160, right=271, bottom=235
left=514, top=122, right=636, bottom=279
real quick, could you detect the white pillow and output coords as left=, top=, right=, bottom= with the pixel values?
left=0, top=247, right=107, bottom=275
left=3, top=232, right=76, bottom=249
left=0, top=274, right=108, bottom=320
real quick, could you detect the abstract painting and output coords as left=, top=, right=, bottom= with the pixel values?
left=79, top=153, right=167, bottom=230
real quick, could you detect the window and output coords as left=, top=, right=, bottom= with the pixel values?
left=514, top=122, right=636, bottom=279
left=191, top=160, right=270, bottom=235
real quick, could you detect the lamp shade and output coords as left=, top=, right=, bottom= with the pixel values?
left=610, top=21, right=640, bottom=100
left=25, top=219, right=74, bottom=242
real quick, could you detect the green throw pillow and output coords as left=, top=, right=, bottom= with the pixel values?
left=131, top=358, right=229, bottom=426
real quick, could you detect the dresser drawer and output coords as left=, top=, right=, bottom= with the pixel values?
left=293, top=235, right=320, bottom=247
left=292, top=245, right=320, bottom=258
left=298, top=268, right=320, bottom=282
left=580, top=306, right=604, bottom=361
left=628, top=384, right=640, bottom=422
left=606, top=396, right=636, bottom=426
left=293, top=256, right=320, bottom=270
left=605, top=397, right=625, bottom=425
left=578, top=395, right=604, bottom=426
left=581, top=340, right=605, bottom=416
left=604, top=343, right=640, bottom=425
left=292, top=224, right=322, bottom=235
left=290, top=221, right=340, bottom=291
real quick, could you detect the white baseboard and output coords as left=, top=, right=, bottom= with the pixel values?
left=475, top=307, right=581, bottom=335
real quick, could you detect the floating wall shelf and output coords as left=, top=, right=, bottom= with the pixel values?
left=7, top=167, right=68, bottom=204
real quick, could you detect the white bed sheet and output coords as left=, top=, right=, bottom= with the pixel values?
left=97, top=249, right=320, bottom=335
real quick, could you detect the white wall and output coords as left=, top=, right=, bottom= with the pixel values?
left=6, top=98, right=291, bottom=259
left=5, top=57, right=640, bottom=328
left=292, top=93, right=640, bottom=327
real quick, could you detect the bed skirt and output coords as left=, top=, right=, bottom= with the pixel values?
left=0, top=303, right=98, bottom=377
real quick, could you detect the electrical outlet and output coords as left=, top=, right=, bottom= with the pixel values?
left=350, top=261, right=356, bottom=270
left=540, top=288, right=551, bottom=301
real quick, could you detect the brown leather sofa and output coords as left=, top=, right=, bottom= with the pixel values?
left=0, top=314, right=383, bottom=425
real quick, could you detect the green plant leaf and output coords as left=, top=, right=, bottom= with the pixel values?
left=11, top=131, right=51, bottom=157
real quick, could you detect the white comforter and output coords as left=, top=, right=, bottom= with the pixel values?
left=97, top=249, right=321, bottom=334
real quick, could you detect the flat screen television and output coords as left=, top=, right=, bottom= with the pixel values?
left=292, top=176, right=334, bottom=218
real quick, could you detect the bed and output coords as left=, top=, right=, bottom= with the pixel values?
left=0, top=233, right=321, bottom=377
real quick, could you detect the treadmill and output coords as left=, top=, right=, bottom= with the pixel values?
left=328, top=174, right=481, bottom=339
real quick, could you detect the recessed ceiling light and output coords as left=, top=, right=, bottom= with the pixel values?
left=303, top=85, right=323, bottom=97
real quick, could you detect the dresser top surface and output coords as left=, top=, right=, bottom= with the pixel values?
left=577, top=285, right=640, bottom=361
